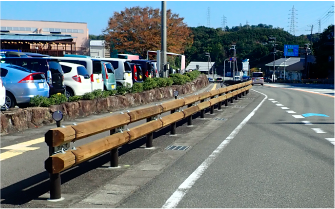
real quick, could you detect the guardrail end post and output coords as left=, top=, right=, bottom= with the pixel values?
left=187, top=115, right=193, bottom=126
left=49, top=173, right=62, bottom=201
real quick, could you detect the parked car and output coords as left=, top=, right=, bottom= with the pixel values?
left=49, top=56, right=104, bottom=92
left=234, top=76, right=241, bottom=81
left=252, top=72, right=264, bottom=86
left=24, top=52, right=50, bottom=57
left=208, top=77, right=214, bottom=82
left=242, top=75, right=251, bottom=81
left=131, top=60, right=154, bottom=81
left=0, top=63, right=49, bottom=108
left=1, top=57, right=65, bottom=95
left=129, top=63, right=144, bottom=83
left=102, top=62, right=117, bottom=90
left=0, top=76, right=6, bottom=109
left=95, top=58, right=133, bottom=88
left=2, top=51, right=29, bottom=57
left=150, top=60, right=159, bottom=77
left=59, top=62, right=92, bottom=97
left=216, top=77, right=223, bottom=82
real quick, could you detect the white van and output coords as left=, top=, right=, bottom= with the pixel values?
left=48, top=57, right=104, bottom=91
left=94, top=58, right=133, bottom=87
left=59, top=62, right=92, bottom=97
left=0, top=76, right=6, bottom=109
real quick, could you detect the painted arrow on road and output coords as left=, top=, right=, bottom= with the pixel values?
left=302, top=113, right=329, bottom=118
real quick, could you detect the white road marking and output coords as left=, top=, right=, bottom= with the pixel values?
left=287, top=110, right=296, bottom=113
left=281, top=107, right=289, bottom=109
left=268, top=99, right=274, bottom=101
left=292, top=115, right=305, bottom=119
left=272, top=101, right=278, bottom=103
left=325, top=138, right=335, bottom=145
left=276, top=104, right=284, bottom=106
left=162, top=89, right=268, bottom=208
left=311, top=128, right=326, bottom=134
left=302, top=121, right=313, bottom=125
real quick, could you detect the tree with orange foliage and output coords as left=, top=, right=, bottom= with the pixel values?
left=103, top=6, right=193, bottom=58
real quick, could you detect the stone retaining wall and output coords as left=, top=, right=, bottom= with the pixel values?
left=0, top=75, right=209, bottom=135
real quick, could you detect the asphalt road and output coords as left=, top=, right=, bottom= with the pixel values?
left=1, top=83, right=333, bottom=208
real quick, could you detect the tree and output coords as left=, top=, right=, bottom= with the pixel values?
left=103, top=6, right=193, bottom=58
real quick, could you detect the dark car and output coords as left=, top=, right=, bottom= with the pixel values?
left=1, top=57, right=65, bottom=95
left=128, top=62, right=144, bottom=83
left=130, top=60, right=154, bottom=81
left=216, top=77, right=223, bottom=82
left=242, top=75, right=251, bottom=81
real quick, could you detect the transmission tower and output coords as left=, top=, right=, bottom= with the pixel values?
left=207, top=7, right=210, bottom=28
left=222, top=15, right=227, bottom=31
left=288, top=5, right=298, bottom=35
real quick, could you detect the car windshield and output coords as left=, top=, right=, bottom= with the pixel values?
left=252, top=72, right=263, bottom=77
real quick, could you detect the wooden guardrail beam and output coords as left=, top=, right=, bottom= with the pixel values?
left=198, top=91, right=212, bottom=101
left=209, top=97, right=221, bottom=106
left=128, top=105, right=163, bottom=122
left=160, top=112, right=185, bottom=127
left=127, top=120, right=163, bottom=142
left=72, top=113, right=131, bottom=140
left=182, top=106, right=200, bottom=118
left=72, top=132, right=129, bottom=164
left=197, top=101, right=211, bottom=110
left=183, top=95, right=200, bottom=106
left=45, top=151, right=76, bottom=174
left=45, top=126, right=76, bottom=147
left=160, top=99, right=185, bottom=112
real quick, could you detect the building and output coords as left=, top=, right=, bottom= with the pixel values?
left=0, top=19, right=89, bottom=55
left=185, top=61, right=215, bottom=75
left=90, top=40, right=109, bottom=58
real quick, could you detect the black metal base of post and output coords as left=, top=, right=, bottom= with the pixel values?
left=171, top=122, right=176, bottom=135
left=200, top=109, right=205, bottom=118
left=231, top=97, right=234, bottom=103
left=146, top=133, right=153, bottom=148
left=187, top=115, right=192, bottom=126
left=218, top=102, right=222, bottom=110
left=210, top=105, right=214, bottom=114
left=110, top=148, right=118, bottom=167
left=225, top=100, right=228, bottom=106
left=49, top=173, right=61, bottom=200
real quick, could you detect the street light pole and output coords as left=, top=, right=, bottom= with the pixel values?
left=224, top=58, right=229, bottom=82
left=230, top=45, right=236, bottom=78
left=205, top=52, right=210, bottom=78
left=269, top=36, right=277, bottom=82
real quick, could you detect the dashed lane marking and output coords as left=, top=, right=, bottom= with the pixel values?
left=287, top=110, right=296, bottom=113
left=325, top=138, right=335, bottom=145
left=276, top=104, right=284, bottom=106
left=302, top=121, right=313, bottom=125
left=292, top=115, right=305, bottom=119
left=311, top=128, right=326, bottom=134
left=0, top=137, right=44, bottom=161
left=281, top=107, right=290, bottom=109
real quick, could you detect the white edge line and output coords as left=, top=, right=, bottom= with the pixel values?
left=162, top=89, right=268, bottom=208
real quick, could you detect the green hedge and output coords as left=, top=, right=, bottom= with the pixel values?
left=29, top=71, right=202, bottom=107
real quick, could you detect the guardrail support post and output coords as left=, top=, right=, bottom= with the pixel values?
left=50, top=173, right=61, bottom=200
left=170, top=110, right=176, bottom=135
left=200, top=100, right=205, bottom=118
left=146, top=118, right=154, bottom=147
left=230, top=94, right=234, bottom=103
left=109, top=129, right=119, bottom=167
left=218, top=100, right=222, bottom=110
left=187, top=104, right=193, bottom=126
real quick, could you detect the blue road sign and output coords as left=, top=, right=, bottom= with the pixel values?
left=284, top=45, right=299, bottom=57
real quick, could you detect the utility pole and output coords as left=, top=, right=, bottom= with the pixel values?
left=304, top=43, right=311, bottom=79
left=230, top=45, right=236, bottom=78
left=161, top=1, right=167, bottom=77
left=306, top=25, right=313, bottom=46
left=269, top=36, right=277, bottom=82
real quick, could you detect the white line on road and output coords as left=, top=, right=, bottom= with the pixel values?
left=302, top=121, right=313, bottom=125
left=276, top=104, right=284, bottom=106
left=281, top=107, right=290, bottom=109
left=268, top=99, right=274, bottom=100
left=287, top=110, right=296, bottom=113
left=311, top=128, right=326, bottom=134
left=162, top=90, right=268, bottom=208
left=272, top=101, right=278, bottom=103
left=325, top=138, right=335, bottom=145
left=292, top=115, right=305, bottom=119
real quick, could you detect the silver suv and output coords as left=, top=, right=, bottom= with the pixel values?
left=252, top=72, right=264, bottom=86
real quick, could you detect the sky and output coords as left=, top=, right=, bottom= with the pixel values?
left=0, top=1, right=334, bottom=36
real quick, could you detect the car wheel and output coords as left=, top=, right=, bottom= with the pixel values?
left=5, top=91, right=16, bottom=108
left=65, top=87, right=74, bottom=98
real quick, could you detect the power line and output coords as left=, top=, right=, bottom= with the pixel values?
left=207, top=7, right=210, bottom=28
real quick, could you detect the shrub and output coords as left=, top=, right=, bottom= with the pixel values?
left=30, top=95, right=50, bottom=107
left=185, top=70, right=201, bottom=80
left=143, top=78, right=158, bottom=91
left=153, top=77, right=168, bottom=88
left=169, top=74, right=190, bottom=85
left=117, top=86, right=129, bottom=95
left=131, top=82, right=144, bottom=93
left=82, top=92, right=96, bottom=100
left=110, top=90, right=118, bottom=96
left=166, top=77, right=174, bottom=86
left=49, top=94, right=68, bottom=105
left=68, top=95, right=82, bottom=102
left=92, top=89, right=103, bottom=99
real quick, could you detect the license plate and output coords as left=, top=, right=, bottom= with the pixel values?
left=111, top=85, right=115, bottom=89
left=97, top=79, right=100, bottom=83
left=139, top=75, right=142, bottom=79
left=127, top=73, right=130, bottom=76
left=256, top=79, right=259, bottom=80
left=38, top=83, right=44, bottom=88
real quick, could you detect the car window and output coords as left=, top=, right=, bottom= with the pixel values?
left=252, top=72, right=263, bottom=77
left=110, top=61, right=119, bottom=69
left=48, top=61, right=64, bottom=74
left=104, top=63, right=114, bottom=73
left=92, top=60, right=102, bottom=74
left=124, top=62, right=132, bottom=72
left=0, top=68, right=8, bottom=77
left=77, top=66, right=89, bottom=76
left=61, top=65, right=72, bottom=74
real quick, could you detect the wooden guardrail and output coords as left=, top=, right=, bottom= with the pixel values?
left=44, top=81, right=252, bottom=200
